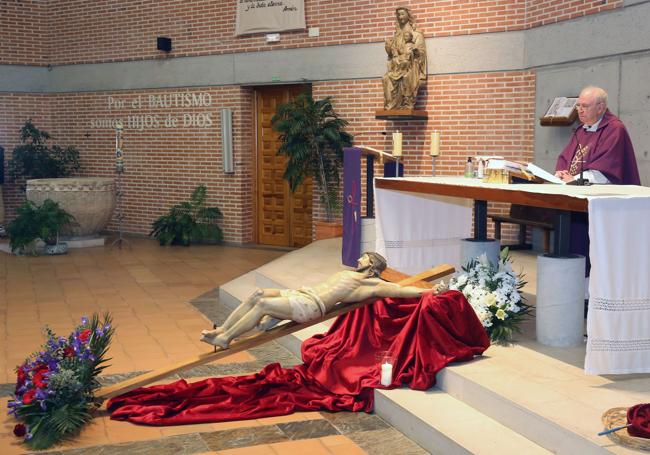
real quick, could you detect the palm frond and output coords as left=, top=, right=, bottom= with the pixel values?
left=271, top=93, right=350, bottom=220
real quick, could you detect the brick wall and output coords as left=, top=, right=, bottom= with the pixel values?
left=2, top=74, right=534, bottom=242
left=2, top=87, right=256, bottom=243
left=314, top=71, right=536, bottom=237
left=1, top=0, right=614, bottom=243
left=0, top=1, right=623, bottom=66
left=0, top=0, right=49, bottom=65
left=527, top=0, right=622, bottom=28
left=0, top=93, right=53, bottom=219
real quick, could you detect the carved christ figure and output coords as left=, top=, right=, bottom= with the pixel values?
left=382, top=7, right=427, bottom=110
left=201, top=252, right=436, bottom=349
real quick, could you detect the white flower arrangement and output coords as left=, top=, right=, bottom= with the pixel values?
left=449, top=248, right=531, bottom=343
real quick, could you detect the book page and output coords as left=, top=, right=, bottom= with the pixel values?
left=486, top=159, right=525, bottom=172
left=555, top=97, right=577, bottom=118
left=527, top=163, right=565, bottom=184
left=544, top=97, right=565, bottom=117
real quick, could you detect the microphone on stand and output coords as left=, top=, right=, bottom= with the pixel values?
left=568, top=158, right=591, bottom=186
left=576, top=158, right=591, bottom=186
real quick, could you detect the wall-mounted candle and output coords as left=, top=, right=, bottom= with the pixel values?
left=380, top=362, right=393, bottom=386
left=430, top=130, right=440, bottom=156
left=392, top=131, right=403, bottom=157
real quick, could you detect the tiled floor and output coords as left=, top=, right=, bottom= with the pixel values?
left=0, top=238, right=426, bottom=455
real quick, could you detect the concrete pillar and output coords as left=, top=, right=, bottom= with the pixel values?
left=460, top=239, right=500, bottom=267
left=536, top=254, right=586, bottom=347
left=360, top=217, right=375, bottom=253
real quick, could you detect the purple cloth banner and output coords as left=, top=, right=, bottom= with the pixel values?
left=342, top=147, right=362, bottom=267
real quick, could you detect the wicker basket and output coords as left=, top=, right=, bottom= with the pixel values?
left=601, top=407, right=650, bottom=451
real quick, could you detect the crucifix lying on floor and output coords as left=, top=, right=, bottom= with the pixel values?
left=96, top=253, right=454, bottom=400
left=201, top=252, right=446, bottom=349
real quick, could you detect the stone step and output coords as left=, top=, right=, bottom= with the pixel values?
left=218, top=244, right=551, bottom=454
left=280, top=316, right=550, bottom=454
left=218, top=271, right=256, bottom=311
left=374, top=388, right=552, bottom=455
left=437, top=342, right=647, bottom=454
left=218, top=240, right=647, bottom=454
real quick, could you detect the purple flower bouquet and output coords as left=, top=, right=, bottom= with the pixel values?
left=7, top=313, right=114, bottom=450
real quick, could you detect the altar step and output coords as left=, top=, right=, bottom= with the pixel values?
left=217, top=239, right=645, bottom=454
left=218, top=264, right=549, bottom=454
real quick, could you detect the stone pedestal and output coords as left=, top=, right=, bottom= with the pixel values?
left=536, top=254, right=586, bottom=347
left=460, top=239, right=500, bottom=266
left=26, top=177, right=116, bottom=237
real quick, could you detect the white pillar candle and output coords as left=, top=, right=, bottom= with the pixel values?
left=430, top=131, right=440, bottom=156
left=392, top=131, right=402, bottom=157
left=380, top=362, right=393, bottom=386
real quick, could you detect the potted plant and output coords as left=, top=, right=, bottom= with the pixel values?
left=150, top=185, right=223, bottom=246
left=8, top=198, right=76, bottom=255
left=8, top=120, right=115, bottom=238
left=272, top=93, right=352, bottom=239
left=8, top=120, right=80, bottom=181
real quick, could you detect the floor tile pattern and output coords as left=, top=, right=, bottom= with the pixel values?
left=0, top=238, right=426, bottom=455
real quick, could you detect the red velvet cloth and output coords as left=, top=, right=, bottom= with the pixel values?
left=107, top=291, right=489, bottom=425
left=627, top=403, right=650, bottom=439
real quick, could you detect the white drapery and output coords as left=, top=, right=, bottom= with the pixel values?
left=585, top=196, right=650, bottom=374
left=375, top=187, right=472, bottom=275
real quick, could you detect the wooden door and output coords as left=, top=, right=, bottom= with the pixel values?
left=256, top=86, right=313, bottom=247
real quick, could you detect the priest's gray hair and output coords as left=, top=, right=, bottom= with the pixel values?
left=581, top=86, right=608, bottom=106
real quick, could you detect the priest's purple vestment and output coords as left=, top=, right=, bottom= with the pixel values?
left=556, top=110, right=640, bottom=185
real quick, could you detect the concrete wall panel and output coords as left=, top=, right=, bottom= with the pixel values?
left=233, top=43, right=385, bottom=85
left=47, top=55, right=237, bottom=92
left=429, top=32, right=525, bottom=74
left=620, top=54, right=650, bottom=185
left=526, top=2, right=650, bottom=69
left=0, top=65, right=49, bottom=93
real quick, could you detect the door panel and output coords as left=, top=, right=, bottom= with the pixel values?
left=256, top=86, right=312, bottom=247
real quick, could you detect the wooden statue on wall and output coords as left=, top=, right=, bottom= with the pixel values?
left=376, top=7, right=428, bottom=120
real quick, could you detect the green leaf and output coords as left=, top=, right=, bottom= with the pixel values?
left=149, top=185, right=223, bottom=246
left=9, top=119, right=80, bottom=181
left=271, top=93, right=352, bottom=221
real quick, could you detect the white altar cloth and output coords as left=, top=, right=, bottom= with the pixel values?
left=375, top=187, right=471, bottom=275
left=375, top=177, right=650, bottom=374
left=586, top=196, right=650, bottom=374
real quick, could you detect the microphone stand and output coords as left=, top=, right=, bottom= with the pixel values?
left=574, top=158, right=591, bottom=186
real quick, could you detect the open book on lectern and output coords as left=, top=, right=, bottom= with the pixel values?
left=487, top=159, right=565, bottom=184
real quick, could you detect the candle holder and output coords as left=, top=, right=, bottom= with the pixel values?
left=111, top=122, right=131, bottom=250
left=430, top=131, right=441, bottom=176
left=375, top=351, right=395, bottom=387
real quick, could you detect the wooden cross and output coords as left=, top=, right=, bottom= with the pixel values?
left=96, top=263, right=455, bottom=400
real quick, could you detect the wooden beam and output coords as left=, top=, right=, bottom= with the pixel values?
left=96, top=263, right=455, bottom=400
left=381, top=264, right=454, bottom=288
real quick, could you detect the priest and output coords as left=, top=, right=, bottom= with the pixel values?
left=554, top=85, right=641, bottom=291
left=555, top=86, right=640, bottom=185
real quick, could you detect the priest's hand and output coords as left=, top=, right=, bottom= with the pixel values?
left=555, top=170, right=574, bottom=182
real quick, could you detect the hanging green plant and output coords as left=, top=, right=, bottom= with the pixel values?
left=271, top=93, right=353, bottom=222
left=150, top=185, right=223, bottom=246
